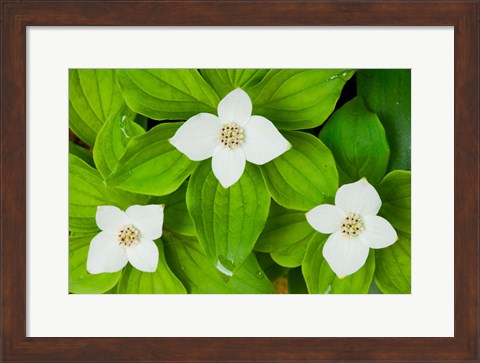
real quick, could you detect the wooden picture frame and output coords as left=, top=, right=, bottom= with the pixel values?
left=1, top=1, right=478, bottom=361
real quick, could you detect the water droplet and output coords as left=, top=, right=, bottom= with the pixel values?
left=256, top=271, right=263, bottom=279
left=181, top=265, right=186, bottom=271
left=216, top=258, right=233, bottom=277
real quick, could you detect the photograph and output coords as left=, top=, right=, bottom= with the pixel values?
left=69, top=68, right=411, bottom=294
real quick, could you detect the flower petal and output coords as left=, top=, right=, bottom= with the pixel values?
left=211, top=145, right=246, bottom=188
left=86, top=231, right=128, bottom=274
left=217, top=88, right=252, bottom=126
left=96, top=206, right=129, bottom=232
left=169, top=113, right=222, bottom=161
left=335, top=178, right=382, bottom=216
left=241, top=116, right=291, bottom=165
left=126, top=238, right=159, bottom=273
left=360, top=215, right=398, bottom=249
left=322, top=231, right=370, bottom=278
left=306, top=204, right=345, bottom=234
left=126, top=204, right=164, bottom=240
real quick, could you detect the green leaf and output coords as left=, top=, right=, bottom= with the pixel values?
left=357, top=69, right=411, bottom=171
left=93, top=106, right=145, bottom=178
left=116, top=69, right=219, bottom=120
left=256, top=253, right=289, bottom=281
left=117, top=241, right=187, bottom=294
left=377, top=170, right=411, bottom=234
left=374, top=232, right=411, bottom=294
left=319, top=96, right=390, bottom=185
left=200, top=69, right=269, bottom=98
left=302, top=234, right=375, bottom=294
left=186, top=161, right=270, bottom=275
left=288, top=267, right=308, bottom=294
left=69, top=234, right=122, bottom=293
left=249, top=69, right=355, bottom=130
left=163, top=181, right=195, bottom=237
left=163, top=232, right=275, bottom=294
left=261, top=131, right=338, bottom=211
left=255, top=202, right=316, bottom=267
left=106, top=123, right=195, bottom=196
left=69, top=69, right=125, bottom=147
left=69, top=154, right=148, bottom=233
left=69, top=141, right=94, bottom=167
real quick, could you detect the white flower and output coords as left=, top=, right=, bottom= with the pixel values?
left=169, top=88, right=291, bottom=188
left=86, top=205, right=164, bottom=274
left=306, top=179, right=398, bottom=278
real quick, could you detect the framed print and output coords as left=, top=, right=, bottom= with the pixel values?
left=1, top=1, right=478, bottom=361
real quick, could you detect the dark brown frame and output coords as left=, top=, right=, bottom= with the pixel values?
left=1, top=1, right=478, bottom=362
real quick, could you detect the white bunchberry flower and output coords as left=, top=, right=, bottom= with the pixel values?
left=169, top=88, right=291, bottom=188
left=306, top=179, right=398, bottom=278
left=86, top=205, right=164, bottom=274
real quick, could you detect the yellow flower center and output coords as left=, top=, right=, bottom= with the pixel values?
left=219, top=122, right=244, bottom=149
left=117, top=224, right=140, bottom=247
left=340, top=212, right=364, bottom=238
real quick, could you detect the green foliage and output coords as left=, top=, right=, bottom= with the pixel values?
left=255, top=202, right=316, bottom=267
left=69, top=141, right=94, bottom=167
left=163, top=232, right=275, bottom=294
left=320, top=96, right=390, bottom=185
left=377, top=170, right=411, bottom=234
left=69, top=69, right=125, bottom=147
left=69, top=154, right=148, bottom=233
left=288, top=267, right=308, bottom=294
left=261, top=131, right=338, bottom=211
left=357, top=69, right=411, bottom=171
left=374, top=232, right=411, bottom=294
left=106, top=123, right=195, bottom=196
left=374, top=170, right=411, bottom=293
left=249, top=69, right=355, bottom=130
left=200, top=69, right=269, bottom=98
left=163, top=181, right=195, bottom=237
left=116, top=69, right=219, bottom=120
left=93, top=106, right=145, bottom=178
left=187, top=161, right=270, bottom=275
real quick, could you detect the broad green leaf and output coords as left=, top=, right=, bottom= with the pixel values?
left=116, top=69, right=219, bottom=120
left=69, top=141, right=94, bottom=167
left=69, top=234, right=122, bottom=293
left=163, top=181, right=195, bottom=237
left=200, top=69, right=269, bottom=98
left=187, top=161, right=270, bottom=275
left=319, top=96, right=390, bottom=185
left=69, top=154, right=148, bottom=233
left=249, top=69, right=355, bottom=130
left=377, top=170, right=411, bottom=234
left=255, top=202, right=316, bottom=267
left=261, top=131, right=338, bottom=211
left=357, top=69, right=411, bottom=171
left=302, top=234, right=375, bottom=294
left=117, top=241, right=186, bottom=294
left=374, top=232, right=411, bottom=294
left=93, top=106, right=145, bottom=178
left=163, top=232, right=275, bottom=294
left=106, top=123, right=195, bottom=196
left=69, top=69, right=125, bottom=147
left=288, top=267, right=308, bottom=294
